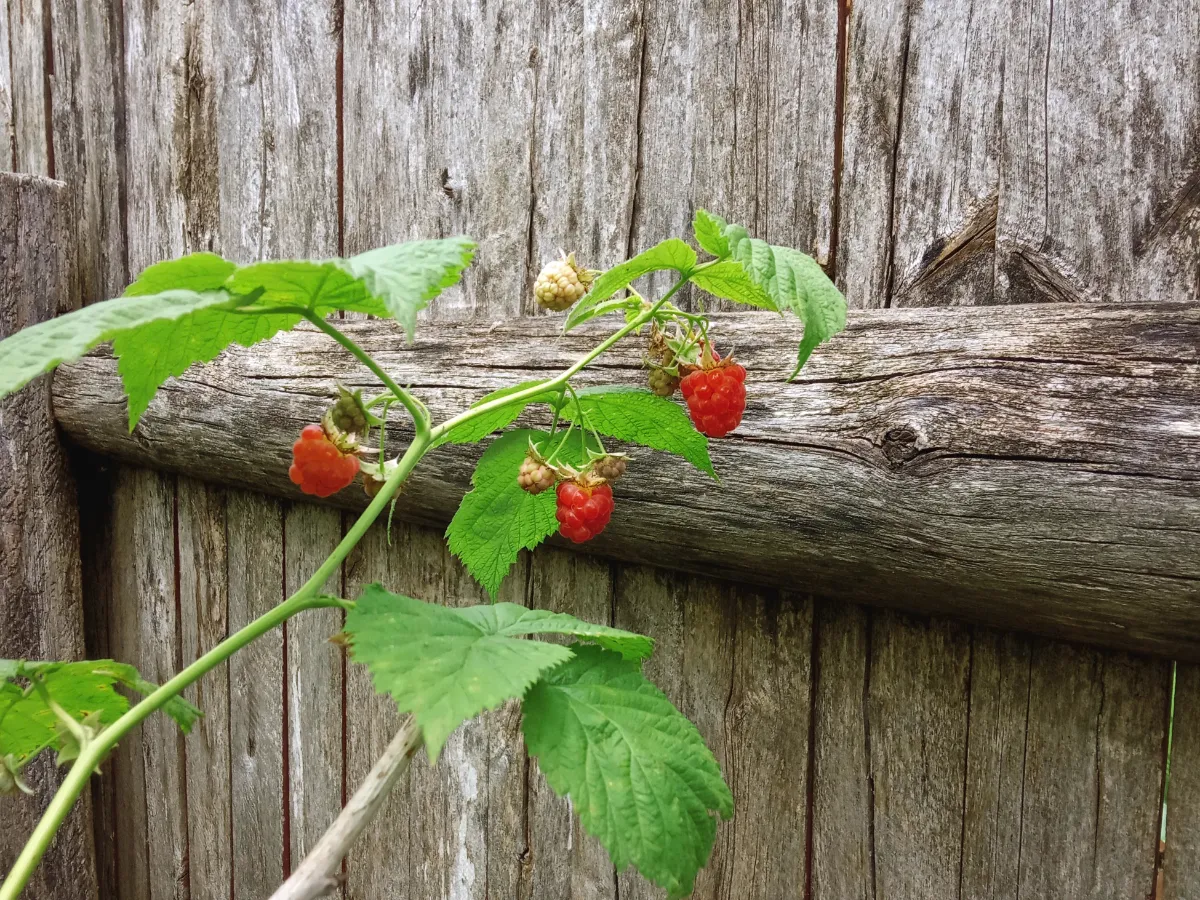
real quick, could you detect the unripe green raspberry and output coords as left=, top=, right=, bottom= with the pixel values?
left=534, top=252, right=595, bottom=311
left=647, top=365, right=681, bottom=397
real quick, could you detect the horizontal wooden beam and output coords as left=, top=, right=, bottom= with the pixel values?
left=53, top=304, right=1200, bottom=660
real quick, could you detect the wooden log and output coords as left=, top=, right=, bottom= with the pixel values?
left=0, top=173, right=99, bottom=899
left=52, top=302, right=1200, bottom=659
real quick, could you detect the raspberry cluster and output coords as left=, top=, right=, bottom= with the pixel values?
left=647, top=364, right=681, bottom=398
left=681, top=361, right=747, bottom=438
left=555, top=480, right=615, bottom=543
left=290, top=424, right=360, bottom=498
left=593, top=455, right=627, bottom=481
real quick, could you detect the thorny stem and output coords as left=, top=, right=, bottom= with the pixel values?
left=0, top=270, right=697, bottom=900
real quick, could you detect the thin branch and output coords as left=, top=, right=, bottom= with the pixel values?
left=269, top=718, right=422, bottom=900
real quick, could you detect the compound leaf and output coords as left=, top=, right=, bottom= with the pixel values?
left=688, top=260, right=775, bottom=310
left=561, top=386, right=716, bottom=479
left=692, top=209, right=730, bottom=259
left=229, top=260, right=390, bottom=317
left=342, top=237, right=476, bottom=341
left=0, top=289, right=241, bottom=403
left=0, top=659, right=200, bottom=771
left=566, top=239, right=697, bottom=330
left=345, top=586, right=652, bottom=761
left=717, top=220, right=847, bottom=376
left=447, top=429, right=598, bottom=596
left=523, top=644, right=733, bottom=898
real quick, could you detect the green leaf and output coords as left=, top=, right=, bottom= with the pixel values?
left=342, top=237, right=476, bottom=340
left=229, top=260, right=390, bottom=317
left=560, top=386, right=715, bottom=479
left=345, top=586, right=652, bottom=761
left=523, top=645, right=733, bottom=898
left=0, top=289, right=242, bottom=402
left=566, top=239, right=697, bottom=330
left=113, top=304, right=302, bottom=429
left=122, top=252, right=236, bottom=296
left=446, top=429, right=597, bottom=596
left=95, top=663, right=202, bottom=734
left=435, top=381, right=560, bottom=447
left=719, top=222, right=847, bottom=376
left=692, top=209, right=730, bottom=258
left=688, top=260, right=775, bottom=310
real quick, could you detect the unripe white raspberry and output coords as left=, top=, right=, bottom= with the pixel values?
left=534, top=252, right=595, bottom=311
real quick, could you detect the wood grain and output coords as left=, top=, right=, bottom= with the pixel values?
left=5, top=0, right=49, bottom=175
left=996, top=0, right=1200, bottom=307
left=1163, top=664, right=1200, bottom=899
left=177, top=477, right=234, bottom=900
left=55, top=304, right=1200, bottom=658
left=227, top=491, right=286, bottom=898
left=0, top=173, right=97, bottom=900
left=284, top=505, right=345, bottom=870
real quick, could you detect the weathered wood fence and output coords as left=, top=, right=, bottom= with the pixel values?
left=2, top=0, right=1199, bottom=897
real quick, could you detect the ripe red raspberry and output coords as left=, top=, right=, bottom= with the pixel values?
left=555, top=480, right=614, bottom=543
left=290, top=424, right=360, bottom=498
left=517, top=454, right=556, bottom=494
left=680, top=361, right=747, bottom=438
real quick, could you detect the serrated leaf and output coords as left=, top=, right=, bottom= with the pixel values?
left=122, top=253, right=237, bottom=296
left=229, top=260, right=390, bottom=317
left=560, top=386, right=715, bottom=479
left=447, top=429, right=598, bottom=596
left=692, top=209, right=730, bottom=258
left=688, top=260, right=776, bottom=310
left=342, top=237, right=476, bottom=341
left=0, top=289, right=242, bottom=402
left=566, top=239, right=697, bottom=330
left=345, top=587, right=652, bottom=761
left=523, top=644, right=733, bottom=898
left=113, top=304, right=302, bottom=429
left=720, top=223, right=847, bottom=376
left=436, top=381, right=561, bottom=447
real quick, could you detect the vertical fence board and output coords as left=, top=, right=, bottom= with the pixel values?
left=1164, top=664, right=1200, bottom=899
left=284, top=505, right=345, bottom=867
left=524, top=549, right=618, bottom=899
left=342, top=0, right=536, bottom=321
left=5, top=0, right=48, bottom=175
left=1017, top=644, right=1168, bottom=898
left=0, top=173, right=97, bottom=900
left=177, top=477, right=233, bottom=900
left=226, top=493, right=286, bottom=897
left=996, top=0, right=1200, bottom=306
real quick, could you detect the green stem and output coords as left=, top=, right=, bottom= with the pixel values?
left=0, top=435, right=431, bottom=900
left=431, top=272, right=692, bottom=442
left=302, top=312, right=431, bottom=438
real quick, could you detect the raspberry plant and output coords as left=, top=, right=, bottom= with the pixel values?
left=0, top=209, right=845, bottom=899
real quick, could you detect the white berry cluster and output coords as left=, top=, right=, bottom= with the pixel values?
left=534, top=252, right=595, bottom=311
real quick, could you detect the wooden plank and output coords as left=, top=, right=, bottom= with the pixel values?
left=0, top=4, right=11, bottom=170
left=523, top=548, right=617, bottom=899
left=177, top=477, right=233, bottom=900
left=0, top=172, right=97, bottom=900
left=996, top=0, right=1200, bottom=306
left=526, top=0, right=640, bottom=301
left=810, top=602, right=873, bottom=900
left=342, top=0, right=535, bottom=321
left=283, top=504, right=344, bottom=867
left=868, top=612, right=971, bottom=898
left=55, top=304, right=1200, bottom=659
left=632, top=0, right=839, bottom=291
left=227, top=491, right=286, bottom=898
left=837, top=0, right=1005, bottom=310
left=5, top=0, right=49, bottom=175
left=716, top=588, right=812, bottom=898
left=1164, top=664, right=1200, bottom=899
left=1017, top=643, right=1168, bottom=898
left=958, top=630, right=1032, bottom=898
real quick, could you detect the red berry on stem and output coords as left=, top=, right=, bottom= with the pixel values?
left=290, top=423, right=360, bottom=498
left=680, top=361, right=746, bottom=438
left=555, top=480, right=615, bottom=544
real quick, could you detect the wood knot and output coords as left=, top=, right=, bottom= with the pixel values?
left=880, top=425, right=921, bottom=465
